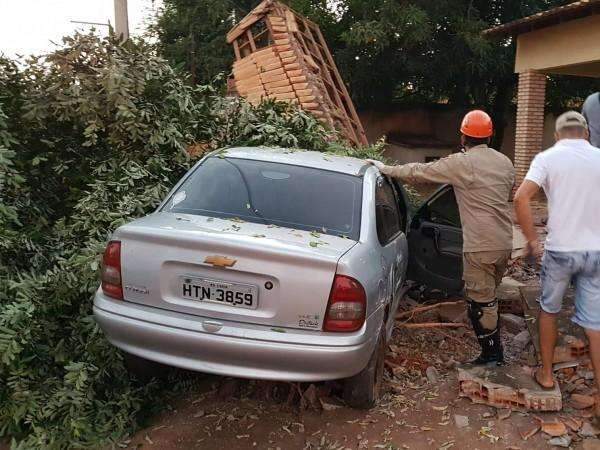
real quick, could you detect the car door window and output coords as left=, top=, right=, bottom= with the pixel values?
left=375, top=177, right=401, bottom=244
left=391, top=181, right=407, bottom=232
left=423, top=187, right=461, bottom=228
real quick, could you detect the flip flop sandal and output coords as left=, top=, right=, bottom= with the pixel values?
left=533, top=367, right=556, bottom=391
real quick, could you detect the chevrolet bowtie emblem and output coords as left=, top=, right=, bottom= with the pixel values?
left=204, top=255, right=237, bottom=268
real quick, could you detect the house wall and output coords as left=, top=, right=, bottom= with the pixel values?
left=359, top=108, right=558, bottom=165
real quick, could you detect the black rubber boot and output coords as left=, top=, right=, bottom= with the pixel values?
left=470, top=327, right=504, bottom=366
left=467, top=299, right=504, bottom=366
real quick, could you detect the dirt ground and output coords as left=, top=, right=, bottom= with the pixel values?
left=122, top=320, right=562, bottom=450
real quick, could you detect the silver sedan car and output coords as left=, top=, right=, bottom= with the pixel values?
left=93, top=147, right=463, bottom=408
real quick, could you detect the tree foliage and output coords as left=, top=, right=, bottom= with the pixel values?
left=0, top=32, right=379, bottom=449
left=292, top=0, right=557, bottom=108
left=153, top=0, right=256, bottom=84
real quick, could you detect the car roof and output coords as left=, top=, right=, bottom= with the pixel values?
left=219, top=146, right=369, bottom=176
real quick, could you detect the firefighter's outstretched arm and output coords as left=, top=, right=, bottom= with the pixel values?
left=366, top=153, right=473, bottom=187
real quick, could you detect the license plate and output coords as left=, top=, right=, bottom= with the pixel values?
left=180, top=276, right=258, bottom=309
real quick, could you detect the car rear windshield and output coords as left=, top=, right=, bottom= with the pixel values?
left=163, top=156, right=363, bottom=240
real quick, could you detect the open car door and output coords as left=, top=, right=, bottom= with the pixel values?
left=407, top=185, right=463, bottom=294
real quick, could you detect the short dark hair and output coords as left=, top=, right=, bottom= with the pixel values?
left=557, top=125, right=587, bottom=138
left=463, top=135, right=489, bottom=148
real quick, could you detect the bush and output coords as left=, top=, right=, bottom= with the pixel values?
left=0, top=33, right=385, bottom=448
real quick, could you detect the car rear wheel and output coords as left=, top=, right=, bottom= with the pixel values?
left=343, top=329, right=386, bottom=409
left=122, top=352, right=168, bottom=381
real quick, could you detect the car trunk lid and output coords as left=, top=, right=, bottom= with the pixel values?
left=115, top=212, right=358, bottom=331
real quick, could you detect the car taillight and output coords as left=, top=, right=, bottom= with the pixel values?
left=101, top=240, right=123, bottom=300
left=323, top=275, right=366, bottom=332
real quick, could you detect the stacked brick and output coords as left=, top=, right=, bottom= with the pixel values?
left=227, top=0, right=368, bottom=147
left=514, top=71, right=547, bottom=185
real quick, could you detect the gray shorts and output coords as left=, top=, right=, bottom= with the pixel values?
left=540, top=250, right=600, bottom=330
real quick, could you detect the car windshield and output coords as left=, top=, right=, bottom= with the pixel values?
left=163, top=156, right=363, bottom=240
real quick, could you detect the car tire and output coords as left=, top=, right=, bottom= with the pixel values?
left=122, top=352, right=168, bottom=381
left=343, top=329, right=386, bottom=409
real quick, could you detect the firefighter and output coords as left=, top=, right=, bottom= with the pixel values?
left=367, top=110, right=515, bottom=365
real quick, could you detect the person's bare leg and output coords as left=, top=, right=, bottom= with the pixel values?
left=537, top=310, right=558, bottom=387
left=585, top=329, right=600, bottom=419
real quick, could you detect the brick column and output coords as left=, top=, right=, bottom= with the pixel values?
left=514, top=70, right=546, bottom=186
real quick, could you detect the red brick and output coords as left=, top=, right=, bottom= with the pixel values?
left=458, top=365, right=562, bottom=412
left=514, top=70, right=546, bottom=187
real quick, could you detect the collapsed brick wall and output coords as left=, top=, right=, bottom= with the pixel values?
left=227, top=0, right=368, bottom=147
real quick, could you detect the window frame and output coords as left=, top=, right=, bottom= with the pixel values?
left=233, top=19, right=274, bottom=59
left=418, top=186, right=461, bottom=229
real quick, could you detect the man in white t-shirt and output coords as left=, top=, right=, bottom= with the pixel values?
left=514, top=111, right=600, bottom=408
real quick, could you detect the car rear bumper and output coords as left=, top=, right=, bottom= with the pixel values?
left=93, top=292, right=378, bottom=382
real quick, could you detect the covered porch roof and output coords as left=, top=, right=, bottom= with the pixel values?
left=484, top=0, right=600, bottom=78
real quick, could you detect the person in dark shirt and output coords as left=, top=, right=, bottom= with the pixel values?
left=582, top=92, right=600, bottom=147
